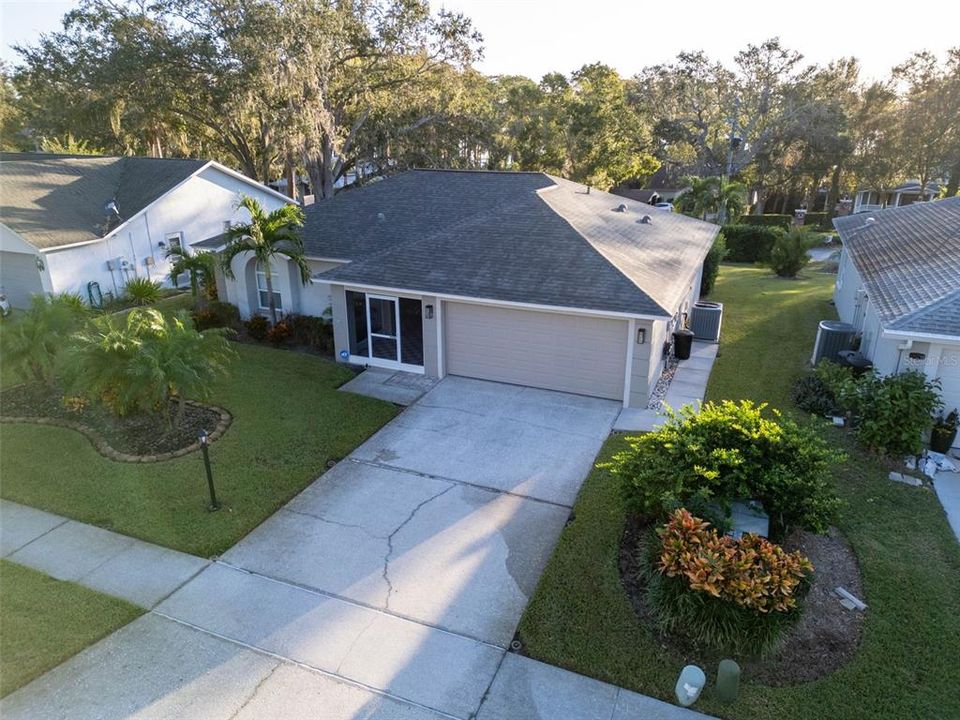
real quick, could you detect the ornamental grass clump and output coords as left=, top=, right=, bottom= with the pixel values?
left=649, top=508, right=813, bottom=654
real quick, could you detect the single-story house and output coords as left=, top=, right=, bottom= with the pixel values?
left=852, top=180, right=940, bottom=214
left=0, top=152, right=291, bottom=307
left=215, top=170, right=718, bottom=408
left=833, top=197, right=960, bottom=429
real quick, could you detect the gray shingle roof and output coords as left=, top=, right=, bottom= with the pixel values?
left=0, top=153, right=207, bottom=249
left=310, top=170, right=718, bottom=317
left=833, top=197, right=960, bottom=336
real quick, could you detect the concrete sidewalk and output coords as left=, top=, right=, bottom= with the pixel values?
left=934, top=470, right=960, bottom=542
left=615, top=341, right=718, bottom=432
left=1, top=500, right=208, bottom=609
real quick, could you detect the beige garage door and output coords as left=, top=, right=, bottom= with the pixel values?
left=444, top=302, right=628, bottom=400
left=0, top=251, right=43, bottom=308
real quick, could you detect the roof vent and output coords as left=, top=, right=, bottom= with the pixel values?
left=865, top=217, right=875, bottom=224
left=377, top=212, right=386, bottom=223
left=640, top=215, right=653, bottom=224
left=616, top=203, right=628, bottom=213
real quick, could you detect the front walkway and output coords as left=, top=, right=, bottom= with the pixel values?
left=615, top=341, right=718, bottom=432
left=934, top=470, right=960, bottom=542
left=1, top=378, right=709, bottom=720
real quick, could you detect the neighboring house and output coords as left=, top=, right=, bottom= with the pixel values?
left=214, top=170, right=718, bottom=408
left=0, top=152, right=291, bottom=308
left=852, top=179, right=940, bottom=214
left=833, top=197, right=960, bottom=437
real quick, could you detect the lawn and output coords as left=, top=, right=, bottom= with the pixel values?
left=517, top=265, right=960, bottom=719
left=0, top=560, right=143, bottom=697
left=0, top=343, right=398, bottom=556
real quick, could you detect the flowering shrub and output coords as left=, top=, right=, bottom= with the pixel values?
left=657, top=509, right=813, bottom=614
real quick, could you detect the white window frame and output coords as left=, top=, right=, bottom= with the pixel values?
left=255, top=261, right=283, bottom=313
left=165, top=232, right=183, bottom=252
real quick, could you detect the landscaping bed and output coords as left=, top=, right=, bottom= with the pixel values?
left=0, top=343, right=397, bottom=556
left=0, top=560, right=143, bottom=697
left=619, top=516, right=863, bottom=686
left=0, top=383, right=229, bottom=458
left=517, top=266, right=960, bottom=720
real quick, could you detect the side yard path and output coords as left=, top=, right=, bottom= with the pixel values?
left=0, top=379, right=711, bottom=720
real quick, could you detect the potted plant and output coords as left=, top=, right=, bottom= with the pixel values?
left=930, top=409, right=958, bottom=454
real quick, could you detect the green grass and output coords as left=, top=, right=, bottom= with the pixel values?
left=0, top=560, right=143, bottom=697
left=518, top=265, right=960, bottom=719
left=0, top=344, right=397, bottom=556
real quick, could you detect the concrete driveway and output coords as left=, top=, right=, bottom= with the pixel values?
left=4, top=377, right=634, bottom=720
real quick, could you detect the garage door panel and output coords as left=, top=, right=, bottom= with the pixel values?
left=444, top=302, right=627, bottom=400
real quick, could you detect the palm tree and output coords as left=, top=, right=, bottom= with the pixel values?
left=66, top=308, right=234, bottom=427
left=3, top=294, right=89, bottom=385
left=220, top=196, right=309, bottom=324
left=167, top=245, right=217, bottom=308
left=682, top=176, right=747, bottom=223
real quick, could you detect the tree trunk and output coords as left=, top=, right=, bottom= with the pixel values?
left=264, top=261, right=278, bottom=325
left=285, top=161, right=297, bottom=201
left=824, top=165, right=842, bottom=222
left=946, top=158, right=960, bottom=198
left=753, top=189, right=767, bottom=215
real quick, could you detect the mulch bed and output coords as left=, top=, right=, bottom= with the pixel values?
left=0, top=383, right=230, bottom=460
left=620, top=514, right=864, bottom=686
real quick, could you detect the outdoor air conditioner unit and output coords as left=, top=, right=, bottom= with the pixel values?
left=690, top=301, right=723, bottom=343
left=811, top=320, right=856, bottom=366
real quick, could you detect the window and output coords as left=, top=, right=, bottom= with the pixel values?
left=256, top=261, right=282, bottom=311
left=165, top=232, right=183, bottom=251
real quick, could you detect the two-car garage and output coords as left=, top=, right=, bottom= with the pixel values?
left=443, top=302, right=629, bottom=401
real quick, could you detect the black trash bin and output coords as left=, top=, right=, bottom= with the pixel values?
left=673, top=328, right=695, bottom=360
left=837, top=350, right=873, bottom=377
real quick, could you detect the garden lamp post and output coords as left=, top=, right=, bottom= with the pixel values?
left=198, top=429, right=220, bottom=511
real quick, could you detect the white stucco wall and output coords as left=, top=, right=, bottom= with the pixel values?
left=221, top=256, right=344, bottom=320
left=40, top=166, right=288, bottom=303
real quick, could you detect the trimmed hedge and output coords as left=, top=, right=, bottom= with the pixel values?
left=803, top=211, right=828, bottom=227
left=740, top=214, right=792, bottom=229
left=721, top=224, right=786, bottom=263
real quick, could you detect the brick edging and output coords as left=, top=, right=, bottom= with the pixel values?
left=0, top=401, right=232, bottom=463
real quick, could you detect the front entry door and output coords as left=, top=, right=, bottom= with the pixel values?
left=366, top=295, right=399, bottom=362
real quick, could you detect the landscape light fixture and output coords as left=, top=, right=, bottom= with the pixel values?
left=198, top=429, right=220, bottom=511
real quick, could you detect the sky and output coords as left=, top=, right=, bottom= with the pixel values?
left=2, top=0, right=957, bottom=81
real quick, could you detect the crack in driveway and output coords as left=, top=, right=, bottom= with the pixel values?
left=381, top=484, right=455, bottom=610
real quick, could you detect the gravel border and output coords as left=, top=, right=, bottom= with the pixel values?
left=0, top=400, right=232, bottom=463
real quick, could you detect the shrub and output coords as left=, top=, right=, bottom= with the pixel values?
left=123, top=277, right=163, bottom=306
left=770, top=228, right=814, bottom=277
left=648, top=510, right=812, bottom=654
left=852, top=371, right=941, bottom=456
left=2, top=294, right=90, bottom=385
left=739, top=214, right=792, bottom=229
left=604, top=400, right=843, bottom=536
left=193, top=301, right=240, bottom=332
left=721, top=224, right=785, bottom=263
left=65, top=309, right=234, bottom=425
left=658, top=509, right=812, bottom=613
left=285, top=313, right=334, bottom=355
left=700, top=234, right=727, bottom=297
left=244, top=314, right=269, bottom=342
left=267, top=320, right=290, bottom=347
left=803, top=211, right=828, bottom=228
left=791, top=372, right=840, bottom=416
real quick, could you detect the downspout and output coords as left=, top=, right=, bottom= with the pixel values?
left=894, top=339, right=913, bottom=374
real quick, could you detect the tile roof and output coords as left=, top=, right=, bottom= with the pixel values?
left=833, top=197, right=960, bottom=336
left=0, top=153, right=207, bottom=249
left=311, top=170, right=719, bottom=317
